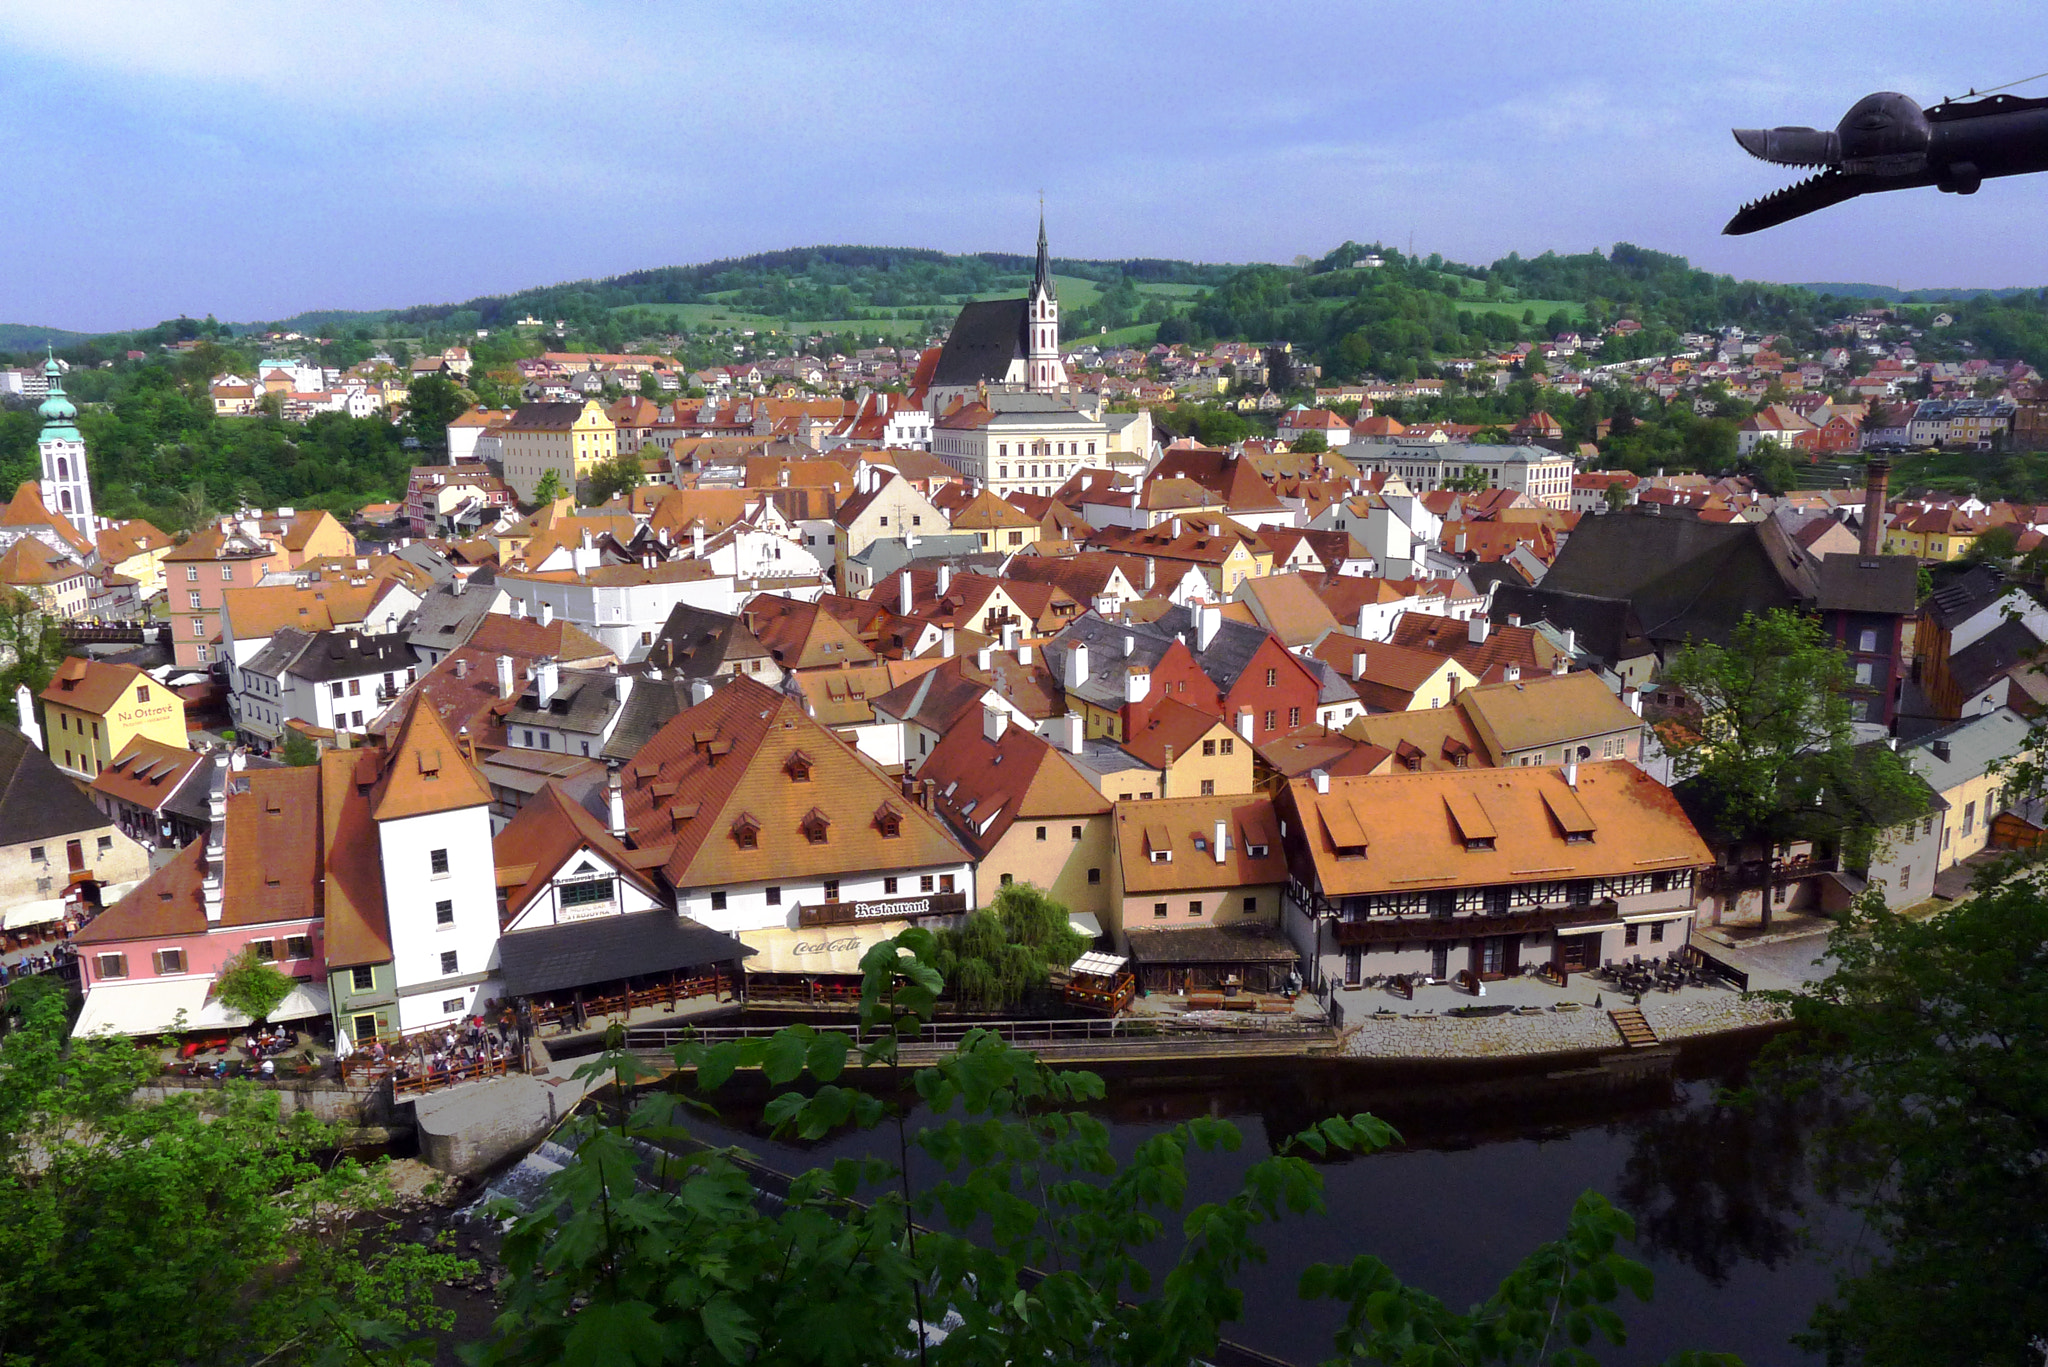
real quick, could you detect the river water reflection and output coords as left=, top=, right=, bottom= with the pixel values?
left=682, top=1030, right=1862, bottom=1366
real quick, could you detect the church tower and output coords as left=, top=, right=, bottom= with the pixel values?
left=1025, top=209, right=1066, bottom=394
left=36, top=351, right=95, bottom=540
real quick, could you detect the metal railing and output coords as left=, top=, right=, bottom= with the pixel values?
left=625, top=1011, right=1334, bottom=1062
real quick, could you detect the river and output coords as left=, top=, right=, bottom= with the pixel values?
left=672, top=1028, right=1863, bottom=1366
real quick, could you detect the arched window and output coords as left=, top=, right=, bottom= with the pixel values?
left=59, top=490, right=72, bottom=512
left=56, top=456, right=68, bottom=479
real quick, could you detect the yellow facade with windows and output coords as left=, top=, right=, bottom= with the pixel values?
left=38, top=660, right=188, bottom=780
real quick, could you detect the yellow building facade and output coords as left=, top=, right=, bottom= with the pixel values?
left=38, top=658, right=188, bottom=779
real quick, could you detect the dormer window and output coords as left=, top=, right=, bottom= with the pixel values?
left=731, top=812, right=761, bottom=850
left=785, top=749, right=814, bottom=783
left=802, top=808, right=831, bottom=844
left=1465, top=837, right=1495, bottom=852
left=875, top=801, right=904, bottom=839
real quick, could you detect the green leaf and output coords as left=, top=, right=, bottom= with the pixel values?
left=699, top=1292, right=760, bottom=1364
left=806, top=1032, right=849, bottom=1082
left=562, top=1300, right=666, bottom=1367
left=761, top=1030, right=809, bottom=1086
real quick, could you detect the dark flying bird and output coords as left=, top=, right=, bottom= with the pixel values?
left=1725, top=90, right=2048, bottom=234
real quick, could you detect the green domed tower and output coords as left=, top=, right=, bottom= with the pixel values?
left=37, top=348, right=94, bottom=538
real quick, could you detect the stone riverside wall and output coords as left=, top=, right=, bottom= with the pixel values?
left=413, top=1074, right=590, bottom=1178
left=133, top=1076, right=400, bottom=1127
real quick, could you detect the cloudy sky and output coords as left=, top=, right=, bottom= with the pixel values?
left=7, top=1, right=2047, bottom=332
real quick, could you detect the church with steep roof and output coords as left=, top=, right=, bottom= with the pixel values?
left=920, top=213, right=1071, bottom=416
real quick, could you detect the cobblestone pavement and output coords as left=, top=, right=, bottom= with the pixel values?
left=1335, top=987, right=1791, bottom=1060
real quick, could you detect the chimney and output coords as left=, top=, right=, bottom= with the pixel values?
left=1507, top=614, right=1521, bottom=627
left=937, top=563, right=953, bottom=595
left=535, top=656, right=560, bottom=705
left=1564, top=759, right=1579, bottom=789
left=1197, top=604, right=1221, bottom=651
left=454, top=657, right=470, bottom=680
left=1238, top=707, right=1255, bottom=741
left=451, top=570, right=469, bottom=597
left=692, top=524, right=705, bottom=559
left=496, top=653, right=516, bottom=699
left=1352, top=650, right=1369, bottom=681
left=613, top=669, right=631, bottom=701
left=1125, top=666, right=1149, bottom=703
left=1064, top=641, right=1091, bottom=688
left=607, top=764, right=628, bottom=839
left=539, top=600, right=554, bottom=627
left=512, top=599, right=528, bottom=620
left=1171, top=516, right=1183, bottom=538
left=1468, top=616, right=1491, bottom=644
left=1018, top=641, right=1033, bottom=665
left=983, top=704, right=1008, bottom=743
left=1860, top=455, right=1891, bottom=557
left=1551, top=652, right=1569, bottom=676
left=1505, top=664, right=1521, bottom=682
left=1144, top=557, right=1157, bottom=591
left=1123, top=632, right=1136, bottom=657
left=1311, top=767, right=1330, bottom=795
left=1933, top=738, right=1952, bottom=762
left=1213, top=818, right=1228, bottom=864
left=976, top=644, right=992, bottom=671
left=1002, top=622, right=1020, bottom=651
left=1063, top=711, right=1085, bottom=754
left=1560, top=627, right=1576, bottom=656
left=942, top=627, right=956, bottom=657
left=899, top=570, right=914, bottom=617
left=1622, top=685, right=1642, bottom=716
left=689, top=677, right=714, bottom=706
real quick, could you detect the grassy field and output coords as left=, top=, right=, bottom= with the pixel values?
left=1069, top=323, right=1160, bottom=349
left=968, top=274, right=1102, bottom=307
left=1134, top=282, right=1208, bottom=298
left=621, top=302, right=784, bottom=329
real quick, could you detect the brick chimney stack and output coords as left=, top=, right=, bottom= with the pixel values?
left=1860, top=456, right=1890, bottom=557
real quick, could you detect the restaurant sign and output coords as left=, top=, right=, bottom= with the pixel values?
left=796, top=890, right=967, bottom=928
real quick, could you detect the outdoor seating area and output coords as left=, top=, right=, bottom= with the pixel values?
left=525, top=969, right=737, bottom=1033
left=164, top=1025, right=330, bottom=1081
left=339, top=1014, right=521, bottom=1093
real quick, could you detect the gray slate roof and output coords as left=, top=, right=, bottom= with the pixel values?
left=930, top=298, right=1028, bottom=387
left=0, top=726, right=116, bottom=847
left=508, top=669, right=628, bottom=739
left=284, top=630, right=415, bottom=684
left=1902, top=705, right=2033, bottom=790
left=405, top=566, right=500, bottom=654
left=495, top=911, right=750, bottom=997
left=1042, top=605, right=1278, bottom=711
left=600, top=676, right=700, bottom=765
left=1814, top=555, right=1919, bottom=615
left=1539, top=508, right=1819, bottom=650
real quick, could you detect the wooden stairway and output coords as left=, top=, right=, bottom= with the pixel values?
left=1608, top=1007, right=1659, bottom=1049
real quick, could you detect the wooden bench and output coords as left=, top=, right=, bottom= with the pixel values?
left=1186, top=991, right=1227, bottom=1010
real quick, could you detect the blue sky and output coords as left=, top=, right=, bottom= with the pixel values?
left=7, top=1, right=2048, bottom=332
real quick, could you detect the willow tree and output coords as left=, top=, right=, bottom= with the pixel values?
left=931, top=884, right=1087, bottom=1013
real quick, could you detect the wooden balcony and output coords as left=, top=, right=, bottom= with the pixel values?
left=796, top=890, right=967, bottom=928
left=1332, top=900, right=1622, bottom=946
left=1699, top=853, right=1837, bottom=894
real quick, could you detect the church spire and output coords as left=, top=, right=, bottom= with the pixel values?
left=1033, top=201, right=1051, bottom=294
left=1024, top=204, right=1064, bottom=394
